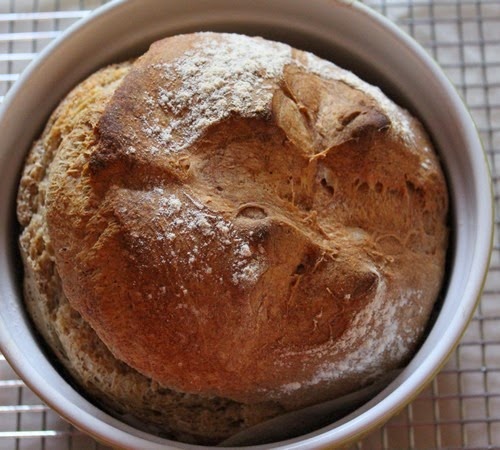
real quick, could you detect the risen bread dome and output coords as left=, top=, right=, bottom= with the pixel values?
left=17, top=32, right=448, bottom=443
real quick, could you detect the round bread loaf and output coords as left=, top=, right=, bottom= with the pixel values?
left=17, top=32, right=448, bottom=443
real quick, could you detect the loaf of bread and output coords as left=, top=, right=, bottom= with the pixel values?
left=17, top=32, right=448, bottom=444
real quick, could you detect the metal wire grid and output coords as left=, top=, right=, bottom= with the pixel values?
left=0, top=0, right=498, bottom=449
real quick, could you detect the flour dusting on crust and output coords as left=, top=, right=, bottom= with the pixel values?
left=150, top=187, right=265, bottom=287
left=144, top=34, right=292, bottom=153
left=140, top=33, right=414, bottom=154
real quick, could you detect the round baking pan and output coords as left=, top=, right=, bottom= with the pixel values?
left=0, top=0, right=493, bottom=448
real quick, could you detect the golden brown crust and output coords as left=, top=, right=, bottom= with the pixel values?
left=23, top=32, right=448, bottom=411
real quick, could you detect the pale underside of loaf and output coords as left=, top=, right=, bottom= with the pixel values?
left=17, top=32, right=449, bottom=444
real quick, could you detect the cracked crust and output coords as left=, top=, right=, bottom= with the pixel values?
left=17, top=32, right=449, bottom=443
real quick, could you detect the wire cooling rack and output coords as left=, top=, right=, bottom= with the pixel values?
left=0, top=1, right=499, bottom=449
